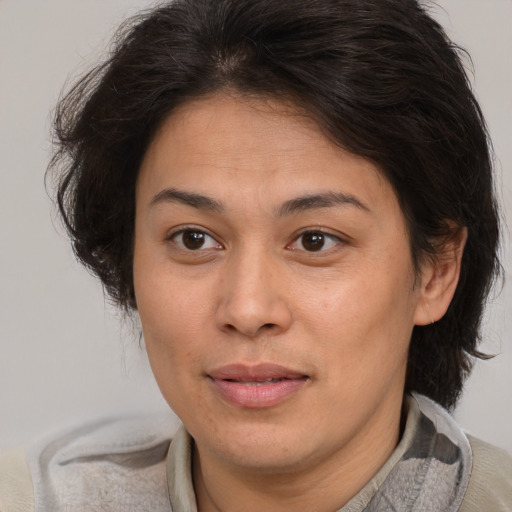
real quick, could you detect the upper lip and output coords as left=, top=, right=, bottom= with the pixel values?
left=208, top=363, right=308, bottom=381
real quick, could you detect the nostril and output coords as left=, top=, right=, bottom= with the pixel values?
left=222, top=322, right=277, bottom=337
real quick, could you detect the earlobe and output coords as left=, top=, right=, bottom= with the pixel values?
left=414, top=227, right=467, bottom=326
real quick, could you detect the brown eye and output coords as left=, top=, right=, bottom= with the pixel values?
left=288, top=230, right=341, bottom=253
left=183, top=230, right=206, bottom=249
left=172, top=229, right=221, bottom=251
left=301, top=232, right=325, bottom=251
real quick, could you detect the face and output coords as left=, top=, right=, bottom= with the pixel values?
left=133, top=94, right=428, bottom=475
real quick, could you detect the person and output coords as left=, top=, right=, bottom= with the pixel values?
left=1, top=0, right=511, bottom=510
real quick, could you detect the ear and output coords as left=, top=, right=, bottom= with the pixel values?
left=414, top=227, right=467, bottom=326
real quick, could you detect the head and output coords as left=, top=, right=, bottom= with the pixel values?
left=50, top=0, right=499, bottom=417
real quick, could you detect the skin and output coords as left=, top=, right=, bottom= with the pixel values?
left=133, top=93, right=463, bottom=511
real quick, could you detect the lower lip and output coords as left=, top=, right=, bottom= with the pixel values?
left=209, top=377, right=308, bottom=408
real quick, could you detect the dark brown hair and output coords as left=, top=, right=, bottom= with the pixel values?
left=50, top=0, right=500, bottom=409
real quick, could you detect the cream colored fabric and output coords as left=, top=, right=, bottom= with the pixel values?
left=0, top=446, right=34, bottom=512
left=1, top=400, right=510, bottom=511
left=28, top=414, right=176, bottom=512
left=461, top=435, right=512, bottom=512
left=167, top=425, right=197, bottom=512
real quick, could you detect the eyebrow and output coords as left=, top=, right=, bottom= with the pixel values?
left=276, top=192, right=370, bottom=217
left=150, top=187, right=224, bottom=212
left=149, top=187, right=369, bottom=216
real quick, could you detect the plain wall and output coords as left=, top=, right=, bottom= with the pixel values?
left=1, top=0, right=511, bottom=452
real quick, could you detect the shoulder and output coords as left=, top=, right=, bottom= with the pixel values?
left=461, top=435, right=512, bottom=512
left=0, top=446, right=33, bottom=512
left=0, top=413, right=180, bottom=512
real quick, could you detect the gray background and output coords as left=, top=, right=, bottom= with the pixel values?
left=1, top=0, right=511, bottom=452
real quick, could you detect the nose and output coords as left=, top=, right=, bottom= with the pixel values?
left=215, top=248, right=292, bottom=338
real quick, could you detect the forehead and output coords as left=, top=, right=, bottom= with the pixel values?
left=145, top=93, right=340, bottom=171
left=137, top=93, right=394, bottom=209
left=136, top=94, right=403, bottom=228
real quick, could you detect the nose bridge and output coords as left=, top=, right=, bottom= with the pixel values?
left=216, top=242, right=291, bottom=337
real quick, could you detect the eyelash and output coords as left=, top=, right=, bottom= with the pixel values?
left=168, top=227, right=344, bottom=254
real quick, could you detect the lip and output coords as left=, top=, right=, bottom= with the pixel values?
left=208, top=363, right=309, bottom=408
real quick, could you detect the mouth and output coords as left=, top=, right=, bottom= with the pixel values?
left=208, top=363, right=309, bottom=408
left=224, top=377, right=294, bottom=384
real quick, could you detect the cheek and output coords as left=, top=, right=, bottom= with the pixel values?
left=296, top=258, right=417, bottom=378
left=133, top=249, right=223, bottom=382
left=135, top=237, right=198, bottom=331
left=135, top=276, right=206, bottom=414
left=133, top=250, right=189, bottom=367
left=137, top=280, right=203, bottom=356
left=299, top=265, right=416, bottom=339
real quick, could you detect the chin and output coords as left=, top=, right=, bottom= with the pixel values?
left=191, top=412, right=325, bottom=473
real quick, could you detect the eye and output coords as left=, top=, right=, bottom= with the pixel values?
left=171, top=229, right=222, bottom=251
left=289, top=230, right=341, bottom=252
